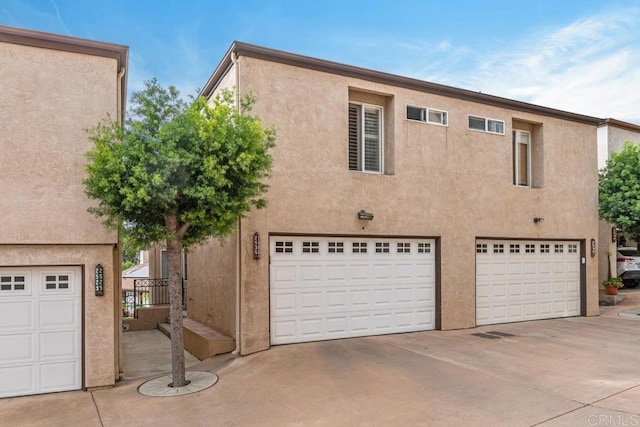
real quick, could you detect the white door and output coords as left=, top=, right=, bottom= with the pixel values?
left=476, top=240, right=581, bottom=326
left=270, top=236, right=436, bottom=345
left=0, top=267, right=82, bottom=398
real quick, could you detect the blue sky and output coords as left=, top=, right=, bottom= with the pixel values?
left=2, top=0, right=640, bottom=123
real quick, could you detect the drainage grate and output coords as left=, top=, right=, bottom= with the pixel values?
left=486, top=331, right=515, bottom=337
left=471, top=333, right=502, bottom=339
left=471, top=331, right=516, bottom=340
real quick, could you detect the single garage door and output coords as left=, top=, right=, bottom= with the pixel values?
left=270, top=236, right=436, bottom=345
left=476, top=240, right=581, bottom=326
left=0, top=267, right=82, bottom=398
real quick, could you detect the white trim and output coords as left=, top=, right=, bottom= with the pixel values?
left=513, top=129, right=532, bottom=187
left=468, top=115, right=505, bottom=135
left=405, top=104, right=448, bottom=127
left=349, top=101, right=384, bottom=174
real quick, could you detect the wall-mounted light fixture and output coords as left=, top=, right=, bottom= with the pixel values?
left=533, top=217, right=544, bottom=224
left=357, top=209, right=374, bottom=220
left=95, top=264, right=104, bottom=296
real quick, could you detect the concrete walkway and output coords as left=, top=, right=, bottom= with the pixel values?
left=2, top=293, right=640, bottom=427
left=121, top=329, right=199, bottom=380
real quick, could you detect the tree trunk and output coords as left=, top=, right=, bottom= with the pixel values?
left=165, top=214, right=187, bottom=387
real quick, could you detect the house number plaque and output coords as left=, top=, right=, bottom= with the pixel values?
left=253, top=232, right=261, bottom=259
left=591, top=239, right=596, bottom=258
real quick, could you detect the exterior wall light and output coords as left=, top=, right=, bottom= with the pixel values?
left=533, top=217, right=544, bottom=224
left=357, top=210, right=374, bottom=220
left=95, top=264, right=104, bottom=296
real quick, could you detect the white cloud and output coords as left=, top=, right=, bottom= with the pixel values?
left=455, top=8, right=640, bottom=123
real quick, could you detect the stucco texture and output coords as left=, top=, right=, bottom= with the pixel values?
left=0, top=42, right=118, bottom=244
left=0, top=245, right=118, bottom=388
left=188, top=55, right=600, bottom=355
left=0, top=40, right=123, bottom=389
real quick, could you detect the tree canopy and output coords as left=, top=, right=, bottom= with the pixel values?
left=84, top=78, right=275, bottom=387
left=85, top=79, right=275, bottom=248
left=599, top=142, right=640, bottom=240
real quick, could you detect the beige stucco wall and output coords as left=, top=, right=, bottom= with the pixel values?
left=0, top=41, right=123, bottom=387
left=0, top=245, right=118, bottom=388
left=185, top=234, right=238, bottom=339
left=237, top=56, right=599, bottom=355
left=187, top=55, right=600, bottom=355
left=0, top=42, right=118, bottom=244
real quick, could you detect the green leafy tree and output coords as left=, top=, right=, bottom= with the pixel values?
left=84, top=79, right=275, bottom=387
left=599, top=142, right=640, bottom=242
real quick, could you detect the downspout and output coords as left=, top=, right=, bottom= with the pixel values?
left=115, top=66, right=126, bottom=381
left=231, top=51, right=242, bottom=355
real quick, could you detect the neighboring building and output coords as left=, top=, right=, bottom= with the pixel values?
left=597, top=118, right=640, bottom=284
left=173, top=42, right=603, bottom=356
left=0, top=26, right=128, bottom=397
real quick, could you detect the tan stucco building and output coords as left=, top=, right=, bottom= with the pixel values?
left=178, top=42, right=603, bottom=356
left=0, top=26, right=127, bottom=397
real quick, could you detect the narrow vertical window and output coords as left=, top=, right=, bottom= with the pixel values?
left=513, top=130, right=531, bottom=187
left=349, top=103, right=383, bottom=173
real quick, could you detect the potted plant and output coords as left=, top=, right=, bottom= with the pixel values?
left=602, top=277, right=624, bottom=295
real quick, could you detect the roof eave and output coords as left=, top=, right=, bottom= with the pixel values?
left=204, top=41, right=604, bottom=126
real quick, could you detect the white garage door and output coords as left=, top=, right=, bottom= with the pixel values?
left=0, top=267, right=82, bottom=398
left=476, top=240, right=581, bottom=326
left=270, top=236, right=436, bottom=344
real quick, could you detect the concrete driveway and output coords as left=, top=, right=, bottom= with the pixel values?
left=2, top=293, right=640, bottom=427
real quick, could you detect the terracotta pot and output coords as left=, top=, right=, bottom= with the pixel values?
left=604, top=286, right=619, bottom=296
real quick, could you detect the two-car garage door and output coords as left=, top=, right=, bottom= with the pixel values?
left=0, top=267, right=82, bottom=398
left=270, top=236, right=436, bottom=344
left=476, top=240, right=581, bottom=325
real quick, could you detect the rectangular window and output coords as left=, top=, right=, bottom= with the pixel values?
left=555, top=244, right=564, bottom=253
left=525, top=244, right=535, bottom=253
left=353, top=242, right=368, bottom=253
left=418, top=243, right=431, bottom=253
left=568, top=244, right=578, bottom=253
left=349, top=103, right=383, bottom=173
left=397, top=242, right=411, bottom=253
left=375, top=242, right=390, bottom=253
left=540, top=244, right=550, bottom=253
left=275, top=241, right=293, bottom=254
left=493, top=244, right=504, bottom=254
left=406, top=105, right=448, bottom=126
left=513, top=130, right=531, bottom=187
left=468, top=115, right=505, bottom=134
left=302, top=241, right=320, bottom=253
left=509, top=244, right=520, bottom=254
left=476, top=243, right=488, bottom=253
left=328, top=242, right=344, bottom=253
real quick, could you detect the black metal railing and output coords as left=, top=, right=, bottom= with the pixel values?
left=123, top=278, right=187, bottom=318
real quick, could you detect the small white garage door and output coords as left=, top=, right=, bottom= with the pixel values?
left=0, top=267, right=82, bottom=398
left=476, top=240, right=581, bottom=326
left=270, top=236, right=436, bottom=344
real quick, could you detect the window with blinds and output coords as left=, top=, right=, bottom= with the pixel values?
left=348, top=102, right=383, bottom=173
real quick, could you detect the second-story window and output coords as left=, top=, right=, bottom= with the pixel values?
left=349, top=102, right=383, bottom=173
left=468, top=115, right=505, bottom=134
left=513, top=130, right=531, bottom=187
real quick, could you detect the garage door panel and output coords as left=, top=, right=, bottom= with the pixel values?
left=476, top=240, right=581, bottom=326
left=0, top=334, right=33, bottom=362
left=0, top=301, right=33, bottom=329
left=0, top=267, right=81, bottom=398
left=0, top=365, right=34, bottom=397
left=40, top=331, right=77, bottom=359
left=271, top=237, right=436, bottom=345
left=39, top=300, right=77, bottom=328
left=39, top=361, right=78, bottom=392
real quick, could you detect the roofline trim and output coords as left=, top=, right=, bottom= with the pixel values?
left=0, top=25, right=129, bottom=120
left=202, top=41, right=603, bottom=126
left=601, top=118, right=640, bottom=132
